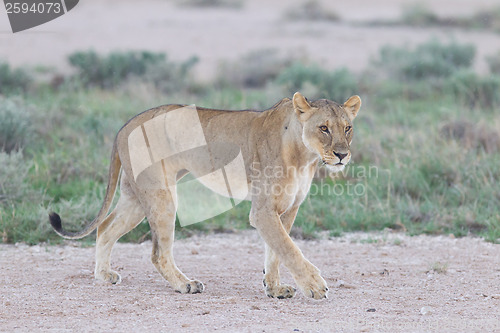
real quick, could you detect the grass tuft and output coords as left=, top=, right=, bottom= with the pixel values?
left=0, top=97, right=35, bottom=153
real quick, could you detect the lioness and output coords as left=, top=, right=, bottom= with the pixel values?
left=49, top=92, right=361, bottom=300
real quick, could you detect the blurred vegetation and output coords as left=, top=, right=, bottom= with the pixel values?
left=0, top=62, right=32, bottom=95
left=372, top=40, right=475, bottom=81
left=284, top=0, right=339, bottom=22
left=370, top=3, right=500, bottom=33
left=68, top=50, right=163, bottom=88
left=216, top=49, right=293, bottom=88
left=400, top=3, right=439, bottom=27
left=366, top=40, right=500, bottom=109
left=176, top=0, right=243, bottom=9
left=0, top=97, right=35, bottom=153
left=487, top=51, right=500, bottom=74
left=0, top=40, right=499, bottom=245
left=451, top=6, right=500, bottom=32
left=68, top=50, right=199, bottom=92
left=276, top=64, right=358, bottom=102
left=445, top=70, right=500, bottom=108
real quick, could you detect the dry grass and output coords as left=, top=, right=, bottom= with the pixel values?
left=440, top=120, right=500, bottom=154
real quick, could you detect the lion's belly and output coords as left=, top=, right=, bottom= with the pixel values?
left=196, top=170, right=251, bottom=201
left=183, top=143, right=251, bottom=201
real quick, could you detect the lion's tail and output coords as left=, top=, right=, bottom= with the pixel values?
left=49, top=139, right=121, bottom=239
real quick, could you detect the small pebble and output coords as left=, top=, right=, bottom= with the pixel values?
left=367, top=308, right=376, bottom=312
left=334, top=280, right=345, bottom=288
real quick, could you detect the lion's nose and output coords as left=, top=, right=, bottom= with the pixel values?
left=333, top=151, right=348, bottom=161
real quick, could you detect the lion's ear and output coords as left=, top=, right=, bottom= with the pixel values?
left=293, top=92, right=313, bottom=121
left=344, top=95, right=361, bottom=121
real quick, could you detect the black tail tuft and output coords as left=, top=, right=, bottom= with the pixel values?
left=49, top=212, right=62, bottom=232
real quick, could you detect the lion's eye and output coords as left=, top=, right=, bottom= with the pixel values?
left=320, top=125, right=329, bottom=133
left=345, top=126, right=352, bottom=133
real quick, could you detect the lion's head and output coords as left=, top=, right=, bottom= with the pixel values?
left=293, top=92, right=362, bottom=172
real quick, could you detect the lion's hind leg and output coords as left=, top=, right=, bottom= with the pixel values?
left=263, top=244, right=296, bottom=299
left=94, top=175, right=145, bottom=284
left=145, top=187, right=204, bottom=294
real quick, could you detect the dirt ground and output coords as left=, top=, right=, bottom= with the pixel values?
left=1, top=231, right=499, bottom=332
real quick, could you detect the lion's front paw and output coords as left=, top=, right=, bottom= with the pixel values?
left=265, top=283, right=296, bottom=299
left=95, top=270, right=122, bottom=284
left=294, top=264, right=328, bottom=300
left=175, top=280, right=204, bottom=294
left=300, top=275, right=328, bottom=299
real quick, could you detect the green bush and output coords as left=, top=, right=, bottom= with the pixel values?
left=445, top=70, right=500, bottom=108
left=365, top=78, right=440, bottom=101
left=401, top=3, right=439, bottom=26
left=473, top=6, right=500, bottom=32
left=68, top=50, right=199, bottom=92
left=374, top=40, right=475, bottom=81
left=143, top=55, right=199, bottom=94
left=68, top=51, right=166, bottom=89
left=276, top=63, right=358, bottom=101
left=0, top=97, right=35, bottom=153
left=395, top=4, right=500, bottom=33
left=487, top=51, right=500, bottom=74
left=284, top=0, right=339, bottom=22
left=177, top=0, right=243, bottom=8
left=217, top=49, right=292, bottom=88
left=0, top=62, right=32, bottom=94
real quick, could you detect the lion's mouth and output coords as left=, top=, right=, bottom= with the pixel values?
left=322, top=160, right=344, bottom=166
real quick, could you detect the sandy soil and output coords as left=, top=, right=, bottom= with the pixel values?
left=1, top=231, right=499, bottom=332
left=1, top=0, right=500, bottom=80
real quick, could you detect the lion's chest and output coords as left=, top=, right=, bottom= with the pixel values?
left=275, top=166, right=315, bottom=214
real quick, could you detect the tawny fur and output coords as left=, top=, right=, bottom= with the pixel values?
left=50, top=92, right=361, bottom=299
